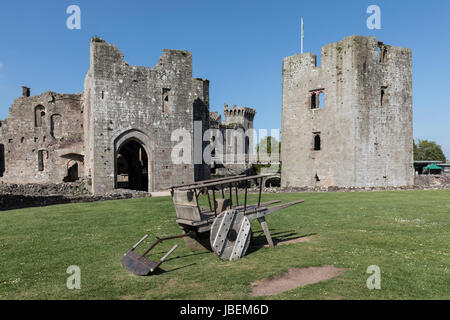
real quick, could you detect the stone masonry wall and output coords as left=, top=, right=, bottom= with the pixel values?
left=84, top=40, right=210, bottom=194
left=281, top=36, right=413, bottom=188
left=0, top=91, right=83, bottom=184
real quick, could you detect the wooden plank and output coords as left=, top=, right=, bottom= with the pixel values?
left=172, top=190, right=198, bottom=206
left=175, top=218, right=211, bottom=227
left=229, top=217, right=251, bottom=261
left=234, top=200, right=281, bottom=211
left=171, top=175, right=246, bottom=189
left=211, top=210, right=235, bottom=256
left=258, top=216, right=274, bottom=248
left=178, top=174, right=275, bottom=191
left=174, top=205, right=202, bottom=221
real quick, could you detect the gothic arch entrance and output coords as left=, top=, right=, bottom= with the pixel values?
left=114, top=130, right=153, bottom=192
left=115, top=139, right=149, bottom=192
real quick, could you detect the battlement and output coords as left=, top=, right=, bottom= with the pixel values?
left=89, top=39, right=194, bottom=79
left=224, top=103, right=255, bottom=119
left=284, top=35, right=411, bottom=76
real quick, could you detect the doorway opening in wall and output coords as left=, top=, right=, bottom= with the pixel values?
left=116, top=140, right=148, bottom=191
left=64, top=161, right=79, bottom=182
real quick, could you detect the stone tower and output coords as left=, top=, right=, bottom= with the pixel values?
left=281, top=35, right=414, bottom=188
left=223, top=103, right=256, bottom=130
left=83, top=40, right=210, bottom=194
left=209, top=104, right=256, bottom=175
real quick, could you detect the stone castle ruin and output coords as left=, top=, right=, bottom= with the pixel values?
left=209, top=103, right=256, bottom=175
left=281, top=35, right=414, bottom=188
left=0, top=35, right=418, bottom=199
left=0, top=39, right=255, bottom=195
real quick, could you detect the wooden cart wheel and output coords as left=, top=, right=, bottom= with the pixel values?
left=209, top=209, right=253, bottom=261
left=179, top=225, right=212, bottom=252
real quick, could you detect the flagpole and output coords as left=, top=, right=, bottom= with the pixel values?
left=301, top=17, right=304, bottom=54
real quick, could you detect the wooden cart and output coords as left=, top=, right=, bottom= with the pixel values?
left=170, top=174, right=304, bottom=261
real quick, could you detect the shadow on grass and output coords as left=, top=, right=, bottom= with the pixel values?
left=146, top=229, right=316, bottom=268
left=247, top=229, right=317, bottom=255
left=154, top=263, right=197, bottom=275
left=164, top=250, right=211, bottom=262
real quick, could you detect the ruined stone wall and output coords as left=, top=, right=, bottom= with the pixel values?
left=281, top=35, right=413, bottom=188
left=354, top=37, right=414, bottom=187
left=84, top=40, right=210, bottom=194
left=0, top=91, right=83, bottom=184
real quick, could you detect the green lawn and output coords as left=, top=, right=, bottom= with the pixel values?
left=1, top=190, right=449, bottom=300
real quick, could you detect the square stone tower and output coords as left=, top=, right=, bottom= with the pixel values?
left=281, top=35, right=414, bottom=188
left=83, top=40, right=210, bottom=194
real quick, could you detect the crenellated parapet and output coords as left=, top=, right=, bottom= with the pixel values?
left=223, top=103, right=256, bottom=127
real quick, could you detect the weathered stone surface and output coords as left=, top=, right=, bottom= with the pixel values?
left=0, top=91, right=83, bottom=184
left=84, top=41, right=210, bottom=194
left=281, top=36, right=414, bottom=188
left=0, top=39, right=211, bottom=194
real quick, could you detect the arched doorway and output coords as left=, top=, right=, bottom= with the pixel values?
left=64, top=160, right=79, bottom=182
left=115, top=139, right=149, bottom=191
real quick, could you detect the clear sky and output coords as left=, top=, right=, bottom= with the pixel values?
left=0, top=0, right=449, bottom=158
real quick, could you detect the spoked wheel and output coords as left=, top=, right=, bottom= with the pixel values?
left=210, top=209, right=253, bottom=261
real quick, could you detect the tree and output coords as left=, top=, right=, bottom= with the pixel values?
left=256, top=136, right=281, bottom=157
left=255, top=136, right=281, bottom=174
left=414, top=140, right=446, bottom=162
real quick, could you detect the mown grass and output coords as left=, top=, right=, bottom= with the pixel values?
left=0, top=190, right=449, bottom=300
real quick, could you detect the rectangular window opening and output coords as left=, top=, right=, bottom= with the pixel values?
left=377, top=42, right=388, bottom=64
left=310, top=89, right=325, bottom=109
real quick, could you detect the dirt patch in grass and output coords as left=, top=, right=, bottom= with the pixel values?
left=250, top=266, right=343, bottom=297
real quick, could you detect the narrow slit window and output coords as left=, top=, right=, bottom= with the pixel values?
left=377, top=42, right=388, bottom=64
left=381, top=86, right=388, bottom=106
left=310, top=93, right=317, bottom=109
left=38, top=150, right=45, bottom=171
left=0, top=144, right=5, bottom=177
left=162, top=88, right=170, bottom=113
left=314, top=134, right=321, bottom=151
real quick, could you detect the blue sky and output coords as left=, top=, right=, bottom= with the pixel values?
left=0, top=0, right=449, bottom=158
